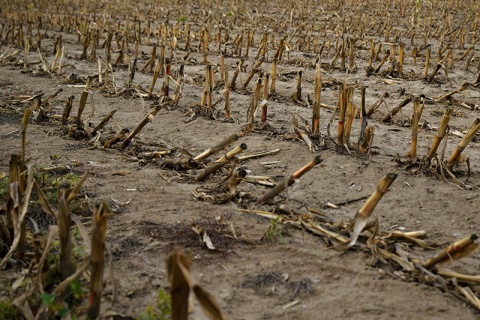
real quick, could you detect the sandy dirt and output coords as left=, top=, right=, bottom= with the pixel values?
left=1, top=0, right=480, bottom=319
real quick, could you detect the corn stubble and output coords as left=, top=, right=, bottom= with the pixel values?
left=2, top=0, right=480, bottom=314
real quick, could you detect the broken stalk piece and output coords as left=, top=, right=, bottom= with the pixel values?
left=193, top=134, right=240, bottom=161
left=216, top=143, right=247, bottom=163
left=358, top=86, right=373, bottom=154
left=405, top=97, right=424, bottom=160
left=446, top=118, right=480, bottom=170
left=312, top=64, right=321, bottom=135
left=382, top=96, right=412, bottom=123
left=366, top=92, right=389, bottom=117
left=422, top=234, right=478, bottom=269
left=337, top=80, right=347, bottom=145
left=195, top=157, right=237, bottom=181
left=120, top=106, right=162, bottom=149
left=256, top=156, right=322, bottom=204
left=425, top=107, right=453, bottom=163
left=343, top=86, right=356, bottom=148
left=348, top=173, right=397, bottom=247
left=87, top=203, right=109, bottom=320
left=77, top=76, right=92, bottom=127
left=91, top=110, right=117, bottom=136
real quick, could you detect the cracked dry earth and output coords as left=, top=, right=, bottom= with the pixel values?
left=1, top=0, right=480, bottom=319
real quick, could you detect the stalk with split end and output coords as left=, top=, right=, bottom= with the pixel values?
left=348, top=173, right=397, bottom=247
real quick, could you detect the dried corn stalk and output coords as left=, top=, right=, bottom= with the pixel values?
left=87, top=202, right=109, bottom=320
left=348, top=173, right=397, bottom=247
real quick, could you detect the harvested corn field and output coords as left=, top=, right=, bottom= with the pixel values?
left=0, top=0, right=480, bottom=319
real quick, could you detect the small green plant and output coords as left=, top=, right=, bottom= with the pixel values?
left=177, top=15, right=187, bottom=22
left=0, top=299, right=20, bottom=318
left=137, top=288, right=171, bottom=320
left=50, top=153, right=61, bottom=164
left=262, top=216, right=285, bottom=244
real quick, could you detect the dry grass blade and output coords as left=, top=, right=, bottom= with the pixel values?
left=166, top=248, right=193, bottom=320
left=54, top=256, right=91, bottom=295
left=376, top=247, right=415, bottom=271
left=1, top=164, right=34, bottom=268
left=36, top=225, right=59, bottom=294
left=301, top=220, right=349, bottom=244
left=238, top=149, right=280, bottom=161
left=387, top=230, right=427, bottom=248
left=437, top=269, right=480, bottom=285
left=71, top=213, right=92, bottom=254
left=87, top=202, right=109, bottom=320
left=21, top=107, right=31, bottom=164
left=456, top=286, right=480, bottom=310
left=348, top=173, right=397, bottom=248
left=58, top=189, right=73, bottom=280
left=66, top=173, right=90, bottom=203
left=33, top=180, right=56, bottom=218
left=193, top=285, right=224, bottom=320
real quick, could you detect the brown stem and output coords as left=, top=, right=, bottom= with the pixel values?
left=425, top=107, right=452, bottom=162
left=312, top=64, right=321, bottom=135
left=87, top=203, right=109, bottom=320
left=77, top=76, right=92, bottom=126
left=121, top=107, right=161, bottom=149
left=62, top=96, right=75, bottom=126
left=193, top=134, right=240, bottom=161
left=256, top=156, right=322, bottom=204
left=422, top=234, right=478, bottom=269
left=382, top=96, right=412, bottom=123
left=91, top=110, right=117, bottom=136
left=446, top=118, right=480, bottom=169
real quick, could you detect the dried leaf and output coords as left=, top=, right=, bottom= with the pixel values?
left=193, top=285, right=224, bottom=320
